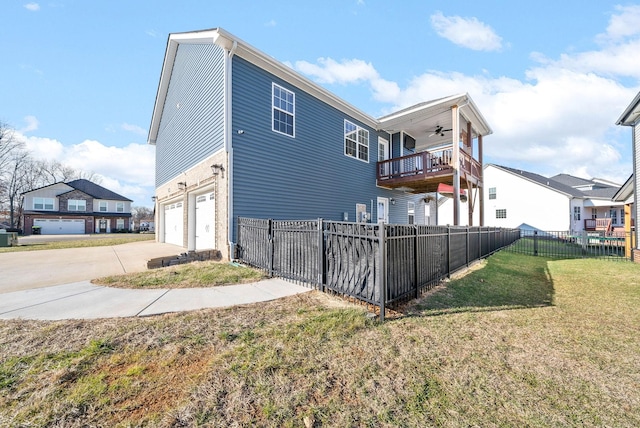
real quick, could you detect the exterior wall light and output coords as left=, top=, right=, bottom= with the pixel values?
left=211, top=164, right=225, bottom=178
left=177, top=182, right=187, bottom=191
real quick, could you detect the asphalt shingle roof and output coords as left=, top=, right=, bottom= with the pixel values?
left=66, top=179, right=132, bottom=202
left=492, top=165, right=585, bottom=197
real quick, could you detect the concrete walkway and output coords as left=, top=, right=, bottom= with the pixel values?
left=0, top=278, right=311, bottom=321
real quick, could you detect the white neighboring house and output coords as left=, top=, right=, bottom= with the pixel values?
left=483, top=164, right=624, bottom=233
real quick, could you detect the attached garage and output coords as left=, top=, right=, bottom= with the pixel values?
left=164, top=202, right=184, bottom=246
left=195, top=191, right=215, bottom=250
left=34, top=218, right=85, bottom=235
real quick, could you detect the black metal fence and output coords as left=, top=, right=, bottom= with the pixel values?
left=507, top=229, right=633, bottom=260
left=236, top=218, right=520, bottom=319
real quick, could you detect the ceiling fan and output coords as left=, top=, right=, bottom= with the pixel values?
left=429, top=125, right=452, bottom=137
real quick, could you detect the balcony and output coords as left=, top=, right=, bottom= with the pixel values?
left=376, top=146, right=482, bottom=193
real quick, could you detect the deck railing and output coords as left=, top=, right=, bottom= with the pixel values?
left=377, top=146, right=481, bottom=182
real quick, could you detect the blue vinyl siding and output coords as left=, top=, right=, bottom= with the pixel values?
left=155, top=43, right=225, bottom=187
left=231, top=57, right=403, bottom=237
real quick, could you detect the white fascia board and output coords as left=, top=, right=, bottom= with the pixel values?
left=378, top=93, right=493, bottom=137
left=616, top=91, right=640, bottom=126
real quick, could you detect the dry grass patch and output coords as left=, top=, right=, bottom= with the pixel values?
left=2, top=251, right=640, bottom=427
left=0, top=234, right=154, bottom=253
left=93, top=260, right=266, bottom=288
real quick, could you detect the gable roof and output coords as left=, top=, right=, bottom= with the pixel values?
left=489, top=164, right=584, bottom=197
left=549, top=173, right=594, bottom=188
left=66, top=179, right=132, bottom=202
left=613, top=174, right=634, bottom=202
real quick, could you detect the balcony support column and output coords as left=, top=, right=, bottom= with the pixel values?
left=452, top=105, right=461, bottom=226
left=478, top=134, right=484, bottom=226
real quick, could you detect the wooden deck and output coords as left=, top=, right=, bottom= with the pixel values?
left=376, top=146, right=482, bottom=193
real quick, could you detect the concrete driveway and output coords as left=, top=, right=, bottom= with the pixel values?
left=0, top=239, right=183, bottom=293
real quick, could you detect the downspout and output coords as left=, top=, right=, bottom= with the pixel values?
left=226, top=40, right=237, bottom=259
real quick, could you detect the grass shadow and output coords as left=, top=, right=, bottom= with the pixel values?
left=406, top=251, right=555, bottom=317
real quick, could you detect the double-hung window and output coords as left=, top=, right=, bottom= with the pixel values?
left=272, top=83, right=295, bottom=137
left=408, top=201, right=415, bottom=225
left=68, top=199, right=86, bottom=211
left=99, top=201, right=108, bottom=212
left=488, top=187, right=496, bottom=200
left=116, top=202, right=124, bottom=213
left=344, top=120, right=369, bottom=162
left=34, top=197, right=54, bottom=210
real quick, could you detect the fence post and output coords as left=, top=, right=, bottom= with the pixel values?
left=466, top=227, right=470, bottom=267
left=533, top=230, right=538, bottom=256
left=414, top=225, right=419, bottom=299
left=317, top=218, right=324, bottom=291
left=378, top=222, right=386, bottom=321
left=447, top=226, right=452, bottom=278
left=268, top=218, right=274, bottom=277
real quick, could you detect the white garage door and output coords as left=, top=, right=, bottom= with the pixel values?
left=34, top=218, right=85, bottom=235
left=195, top=192, right=215, bottom=250
left=164, top=202, right=183, bottom=246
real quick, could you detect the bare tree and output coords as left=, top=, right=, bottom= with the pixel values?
left=37, top=159, right=102, bottom=185
left=131, top=206, right=154, bottom=230
left=0, top=122, right=24, bottom=174
left=4, top=149, right=34, bottom=228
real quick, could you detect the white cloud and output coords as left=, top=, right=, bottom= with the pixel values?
left=20, top=115, right=39, bottom=133
left=264, top=20, right=277, bottom=27
left=24, top=3, right=40, bottom=11
left=294, top=58, right=379, bottom=85
left=598, top=5, right=640, bottom=41
left=430, top=11, right=503, bottom=52
left=16, top=132, right=155, bottom=205
left=294, top=5, right=640, bottom=184
left=121, top=123, right=147, bottom=137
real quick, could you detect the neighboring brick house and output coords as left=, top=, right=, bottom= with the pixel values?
left=21, top=179, right=133, bottom=235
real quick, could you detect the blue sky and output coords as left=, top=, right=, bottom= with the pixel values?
left=2, top=1, right=640, bottom=207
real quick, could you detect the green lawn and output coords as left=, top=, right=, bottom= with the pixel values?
left=1, top=251, right=639, bottom=427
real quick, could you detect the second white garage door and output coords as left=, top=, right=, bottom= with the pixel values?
left=195, top=192, right=215, bottom=250
left=164, top=202, right=183, bottom=246
left=34, top=218, right=85, bottom=235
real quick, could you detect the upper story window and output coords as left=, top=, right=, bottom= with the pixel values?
left=34, top=197, right=54, bottom=210
left=68, top=199, right=86, bottom=211
left=116, top=202, right=124, bottom=213
left=345, top=120, right=369, bottom=162
left=488, top=187, right=497, bottom=200
left=272, top=83, right=295, bottom=137
left=99, top=201, right=108, bottom=212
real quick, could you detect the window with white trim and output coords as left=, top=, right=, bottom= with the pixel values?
left=116, top=219, right=125, bottom=230
left=344, top=120, right=369, bottom=162
left=68, top=199, right=86, bottom=211
left=621, top=209, right=625, bottom=225
left=488, top=187, right=496, bottom=200
left=610, top=209, right=618, bottom=225
left=272, top=83, right=295, bottom=137
left=99, top=201, right=108, bottom=212
left=573, top=206, right=581, bottom=221
left=408, top=201, right=415, bottom=225
left=34, top=197, right=54, bottom=210
left=496, top=209, right=507, bottom=219
left=116, top=202, right=124, bottom=213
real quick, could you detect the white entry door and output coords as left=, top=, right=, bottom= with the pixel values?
left=195, top=192, right=215, bottom=250
left=377, top=197, right=389, bottom=223
left=164, top=202, right=184, bottom=246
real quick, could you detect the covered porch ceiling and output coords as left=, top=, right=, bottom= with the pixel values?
left=377, top=93, right=493, bottom=152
